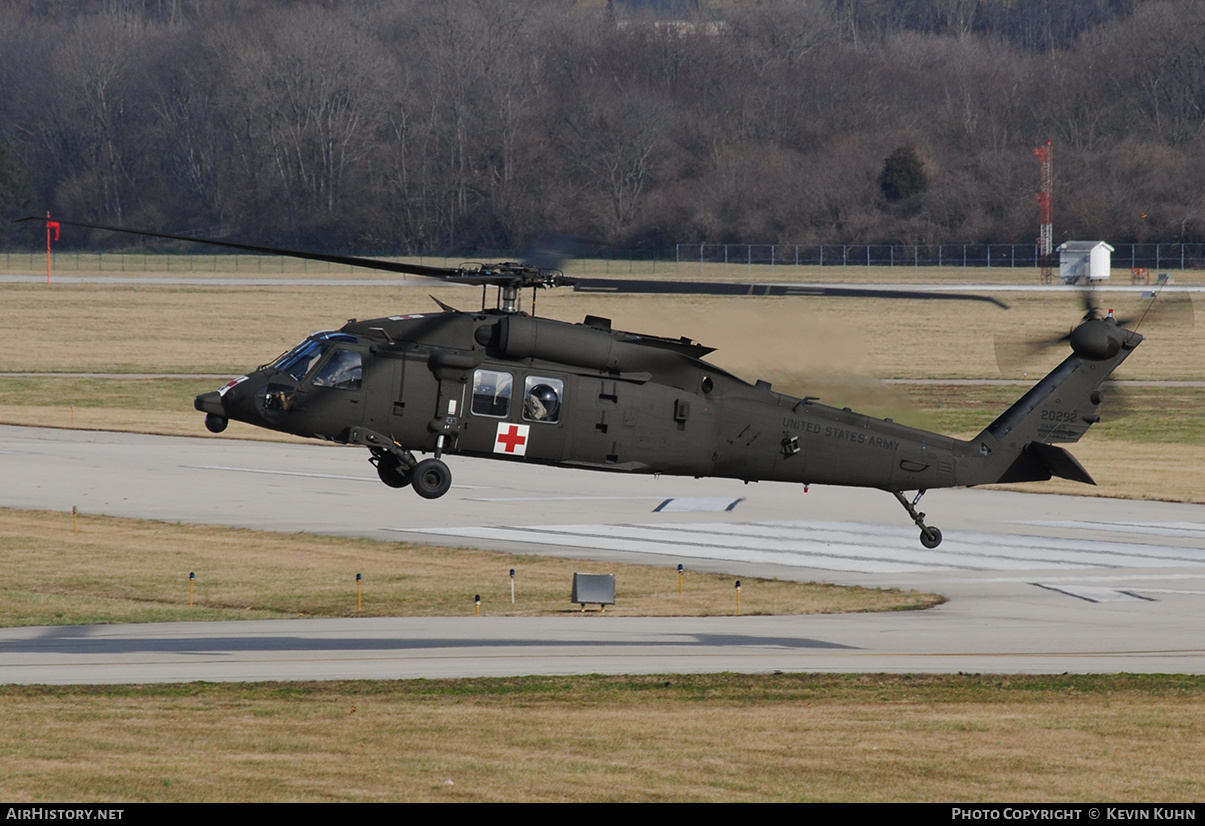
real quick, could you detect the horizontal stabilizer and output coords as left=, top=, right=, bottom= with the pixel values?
left=1029, top=442, right=1095, bottom=484
left=995, top=441, right=1096, bottom=485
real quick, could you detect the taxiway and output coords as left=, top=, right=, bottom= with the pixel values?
left=2, top=424, right=1204, bottom=682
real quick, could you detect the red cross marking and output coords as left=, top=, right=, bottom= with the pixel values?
left=496, top=424, right=528, bottom=454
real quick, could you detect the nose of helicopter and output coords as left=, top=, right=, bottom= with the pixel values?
left=195, top=388, right=229, bottom=433
left=195, top=374, right=260, bottom=433
left=194, top=390, right=224, bottom=416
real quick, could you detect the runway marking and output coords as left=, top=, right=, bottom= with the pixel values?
left=654, top=497, right=744, bottom=513
left=1018, top=520, right=1205, bottom=541
left=392, top=519, right=1205, bottom=575
left=185, top=464, right=494, bottom=489
left=465, top=495, right=665, bottom=503
left=185, top=464, right=375, bottom=482
left=1032, top=584, right=1157, bottom=603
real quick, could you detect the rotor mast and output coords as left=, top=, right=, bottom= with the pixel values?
left=499, top=283, right=520, bottom=313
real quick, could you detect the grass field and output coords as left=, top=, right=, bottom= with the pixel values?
left=0, top=508, right=938, bottom=627
left=1, top=275, right=1197, bottom=377
left=2, top=674, right=1203, bottom=802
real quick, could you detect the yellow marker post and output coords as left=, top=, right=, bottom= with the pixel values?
left=678, top=564, right=684, bottom=596
left=735, top=579, right=742, bottom=616
left=510, top=568, right=516, bottom=604
left=72, top=505, right=77, bottom=535
left=475, top=594, right=481, bottom=616
left=189, top=572, right=196, bottom=607
left=356, top=573, right=362, bottom=610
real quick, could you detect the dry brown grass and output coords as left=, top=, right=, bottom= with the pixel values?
left=2, top=277, right=1199, bottom=379
left=0, top=508, right=938, bottom=627
left=1, top=674, right=1202, bottom=802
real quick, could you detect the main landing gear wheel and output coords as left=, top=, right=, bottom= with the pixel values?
left=411, top=458, right=452, bottom=499
left=920, top=526, right=943, bottom=549
left=375, top=458, right=411, bottom=489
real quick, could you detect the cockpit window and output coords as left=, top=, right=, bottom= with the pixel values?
left=312, top=349, right=362, bottom=390
left=471, top=369, right=513, bottom=417
left=270, top=332, right=356, bottom=381
left=272, top=340, right=328, bottom=381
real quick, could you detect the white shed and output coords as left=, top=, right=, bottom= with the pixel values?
left=1057, top=241, right=1113, bottom=284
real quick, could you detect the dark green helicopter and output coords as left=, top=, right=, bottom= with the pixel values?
left=23, top=217, right=1144, bottom=548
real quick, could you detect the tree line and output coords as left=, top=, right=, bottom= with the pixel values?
left=1, top=0, right=1203, bottom=253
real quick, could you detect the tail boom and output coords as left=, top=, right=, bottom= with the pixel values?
left=956, top=319, right=1142, bottom=487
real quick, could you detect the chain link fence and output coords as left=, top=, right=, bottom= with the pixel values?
left=675, top=243, right=1205, bottom=271
left=5, top=244, right=1204, bottom=276
left=0, top=248, right=668, bottom=276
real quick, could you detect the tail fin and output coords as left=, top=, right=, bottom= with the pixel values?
left=958, top=318, right=1143, bottom=487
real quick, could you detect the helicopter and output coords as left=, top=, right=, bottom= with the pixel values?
left=20, top=216, right=1144, bottom=548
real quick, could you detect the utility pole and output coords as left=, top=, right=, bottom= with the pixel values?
left=1035, top=142, right=1053, bottom=283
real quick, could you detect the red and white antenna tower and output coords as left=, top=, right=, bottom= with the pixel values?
left=1034, top=141, right=1053, bottom=283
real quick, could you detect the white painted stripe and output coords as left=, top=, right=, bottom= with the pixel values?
left=1018, top=519, right=1205, bottom=541
left=184, top=463, right=493, bottom=489
left=185, top=464, right=374, bottom=482
left=654, top=497, right=744, bottom=513
left=1032, top=584, right=1156, bottom=603
left=394, top=524, right=943, bottom=573
left=465, top=496, right=666, bottom=503
left=391, top=519, right=1205, bottom=575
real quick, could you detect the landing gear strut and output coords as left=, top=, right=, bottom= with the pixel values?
left=891, top=490, right=943, bottom=548
left=352, top=427, right=455, bottom=500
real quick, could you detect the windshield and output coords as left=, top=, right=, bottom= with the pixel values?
left=269, top=331, right=356, bottom=381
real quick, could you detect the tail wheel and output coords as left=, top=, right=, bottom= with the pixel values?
left=920, top=527, right=943, bottom=549
left=412, top=458, right=452, bottom=499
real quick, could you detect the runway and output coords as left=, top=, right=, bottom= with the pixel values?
left=2, top=423, right=1204, bottom=682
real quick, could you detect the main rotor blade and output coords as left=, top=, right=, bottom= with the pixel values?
left=15, top=216, right=462, bottom=280
left=570, top=278, right=1009, bottom=308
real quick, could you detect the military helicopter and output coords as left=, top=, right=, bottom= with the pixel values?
left=21, top=217, right=1144, bottom=548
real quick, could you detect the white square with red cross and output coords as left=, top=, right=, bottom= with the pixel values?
left=494, top=422, right=530, bottom=456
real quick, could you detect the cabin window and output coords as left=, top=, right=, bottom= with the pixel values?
left=312, top=349, right=362, bottom=390
left=523, top=376, right=563, bottom=423
left=471, top=369, right=513, bottom=417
